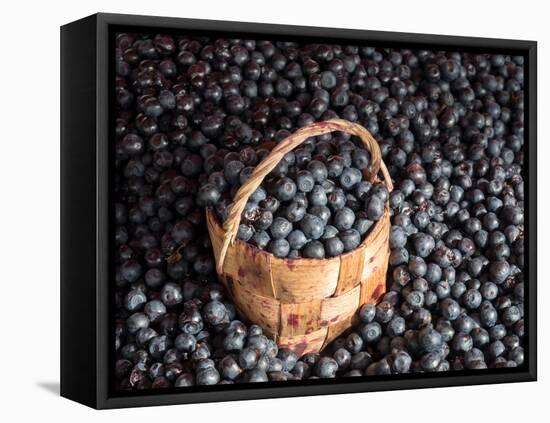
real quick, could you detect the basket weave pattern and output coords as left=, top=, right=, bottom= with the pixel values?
left=206, top=119, right=393, bottom=356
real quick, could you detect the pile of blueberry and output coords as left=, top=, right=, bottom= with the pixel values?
left=114, top=33, right=525, bottom=390
left=200, top=134, right=388, bottom=258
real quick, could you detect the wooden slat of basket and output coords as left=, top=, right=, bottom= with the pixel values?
left=319, top=284, right=361, bottom=328
left=276, top=326, right=328, bottom=358
left=360, top=215, right=390, bottom=282
left=361, top=242, right=390, bottom=282
left=269, top=257, right=340, bottom=302
left=207, top=209, right=275, bottom=297
left=360, top=262, right=388, bottom=305
left=229, top=280, right=281, bottom=336
left=334, top=245, right=366, bottom=296
left=231, top=242, right=274, bottom=298
left=206, top=208, right=224, bottom=266
left=279, top=300, right=322, bottom=337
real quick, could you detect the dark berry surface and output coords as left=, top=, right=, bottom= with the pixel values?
left=114, top=33, right=525, bottom=390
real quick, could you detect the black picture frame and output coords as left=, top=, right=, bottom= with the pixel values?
left=60, top=12, right=537, bottom=409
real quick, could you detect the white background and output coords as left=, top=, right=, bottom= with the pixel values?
left=0, top=0, right=546, bottom=421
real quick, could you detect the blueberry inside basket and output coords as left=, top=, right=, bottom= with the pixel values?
left=206, top=119, right=394, bottom=356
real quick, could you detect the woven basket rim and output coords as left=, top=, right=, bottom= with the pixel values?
left=206, top=203, right=390, bottom=265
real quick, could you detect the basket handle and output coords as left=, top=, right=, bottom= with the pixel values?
left=216, top=118, right=393, bottom=274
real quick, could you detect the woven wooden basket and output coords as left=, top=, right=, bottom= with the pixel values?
left=207, top=119, right=393, bottom=357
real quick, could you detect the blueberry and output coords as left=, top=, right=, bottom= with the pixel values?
left=413, top=233, right=436, bottom=258
left=390, top=226, right=407, bottom=249
left=360, top=322, right=382, bottom=344
left=251, top=230, right=270, bottom=249
left=488, top=340, right=506, bottom=359
left=268, top=358, right=284, bottom=372
left=339, top=229, right=361, bottom=251
left=508, top=346, right=524, bottom=365
left=284, top=201, right=306, bottom=222
left=278, top=349, right=298, bottom=372
left=239, top=166, right=254, bottom=185
left=391, top=351, right=412, bottom=373
left=160, top=282, right=183, bottom=307
left=270, top=217, right=293, bottom=239
left=440, top=298, right=460, bottom=320
left=300, top=214, right=325, bottom=240
left=248, top=324, right=263, bottom=337
left=309, top=205, right=331, bottom=224
left=202, top=300, right=228, bottom=326
left=260, top=196, right=280, bottom=213
left=339, top=167, right=362, bottom=190
left=355, top=181, right=373, bottom=200
left=308, top=184, right=328, bottom=206
left=489, top=260, right=511, bottom=284
left=462, top=289, right=482, bottom=310
left=254, top=210, right=273, bottom=231
left=196, top=367, right=220, bottom=385
left=359, top=303, right=376, bottom=323
left=224, top=160, right=245, bottom=184
left=125, top=289, right=147, bottom=312
left=366, top=358, right=391, bottom=375
left=144, top=299, right=167, bottom=323
left=327, top=156, right=345, bottom=178
left=174, top=373, right=195, bottom=387
left=316, top=357, right=338, bottom=378
left=420, top=351, right=442, bottom=371
left=288, top=229, right=308, bottom=250
left=268, top=239, right=290, bottom=257
left=296, top=170, right=315, bottom=192
left=333, top=348, right=352, bottom=371
left=324, top=236, right=345, bottom=257
left=174, top=333, right=197, bottom=353
left=197, top=183, right=221, bottom=207
left=352, top=149, right=370, bottom=169
left=489, top=324, right=507, bottom=341
left=136, top=328, right=158, bottom=346
left=218, top=355, right=242, bottom=380
left=307, top=160, right=328, bottom=183
left=237, top=224, right=255, bottom=241
left=121, top=259, right=142, bottom=283
left=480, top=302, right=498, bottom=328
left=239, top=347, right=259, bottom=370
left=327, top=189, right=347, bottom=211
left=480, top=282, right=499, bottom=300
left=245, top=369, right=269, bottom=383
left=292, top=361, right=311, bottom=379
left=271, top=177, right=297, bottom=202
left=418, top=326, right=442, bottom=353
left=224, top=332, right=246, bottom=352
left=334, top=207, right=356, bottom=231
left=345, top=332, right=364, bottom=353
left=149, top=335, right=172, bottom=358
left=387, top=316, right=406, bottom=337
left=178, top=307, right=203, bottom=335
left=322, top=225, right=339, bottom=239
left=365, top=195, right=385, bottom=220
left=371, top=184, right=389, bottom=202
left=375, top=301, right=394, bottom=323
left=391, top=247, right=410, bottom=266
left=303, top=240, right=325, bottom=258
left=501, top=305, right=521, bottom=326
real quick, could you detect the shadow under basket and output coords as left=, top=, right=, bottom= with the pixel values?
left=206, top=119, right=393, bottom=357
